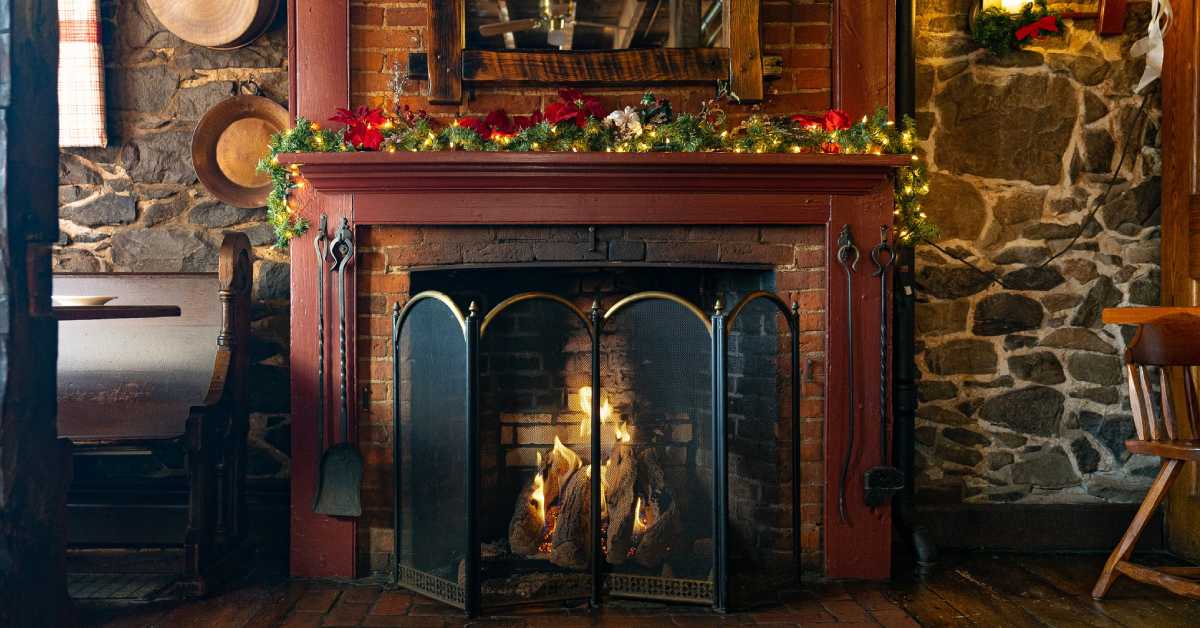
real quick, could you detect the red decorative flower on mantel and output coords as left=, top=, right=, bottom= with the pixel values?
left=331, top=106, right=388, bottom=150
left=790, top=108, right=853, bottom=133
left=544, top=89, right=606, bottom=128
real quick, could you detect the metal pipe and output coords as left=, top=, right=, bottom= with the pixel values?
left=465, top=303, right=482, bottom=616
left=789, top=302, right=802, bottom=585
left=711, top=300, right=728, bottom=612
left=590, top=299, right=603, bottom=607
left=391, top=303, right=402, bottom=587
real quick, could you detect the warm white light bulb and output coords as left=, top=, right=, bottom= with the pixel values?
left=984, top=0, right=1029, bottom=12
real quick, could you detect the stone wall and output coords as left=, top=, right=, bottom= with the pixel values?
left=913, top=1, right=1162, bottom=505
left=54, top=0, right=292, bottom=481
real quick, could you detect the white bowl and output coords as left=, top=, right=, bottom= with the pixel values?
left=53, top=295, right=117, bottom=307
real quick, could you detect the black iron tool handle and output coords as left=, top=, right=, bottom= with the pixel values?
left=314, top=215, right=329, bottom=457
left=330, top=218, right=355, bottom=444
left=871, top=226, right=895, bottom=466
left=836, top=225, right=859, bottom=524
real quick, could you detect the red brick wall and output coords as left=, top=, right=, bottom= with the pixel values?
left=347, top=1, right=835, bottom=120
left=357, top=225, right=827, bottom=577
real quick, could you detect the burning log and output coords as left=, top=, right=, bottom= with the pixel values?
left=604, top=444, right=677, bottom=568
left=634, top=489, right=680, bottom=568
left=508, top=437, right=581, bottom=557
left=549, top=469, right=591, bottom=568
left=603, top=441, right=639, bottom=564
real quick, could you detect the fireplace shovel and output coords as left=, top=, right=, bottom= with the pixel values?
left=314, top=218, right=363, bottom=518
left=863, top=227, right=904, bottom=508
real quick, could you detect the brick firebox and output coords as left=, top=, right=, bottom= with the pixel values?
left=356, top=225, right=829, bottom=576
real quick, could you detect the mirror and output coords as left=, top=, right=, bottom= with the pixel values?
left=467, top=0, right=725, bottom=51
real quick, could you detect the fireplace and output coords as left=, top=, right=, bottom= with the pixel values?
left=390, top=264, right=799, bottom=611
left=283, top=152, right=903, bottom=602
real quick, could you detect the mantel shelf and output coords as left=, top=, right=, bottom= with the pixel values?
left=278, top=151, right=910, bottom=196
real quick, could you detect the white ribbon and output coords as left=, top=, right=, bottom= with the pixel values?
left=1129, top=0, right=1173, bottom=93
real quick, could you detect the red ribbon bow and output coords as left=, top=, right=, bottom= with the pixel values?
left=1015, top=15, right=1058, bottom=41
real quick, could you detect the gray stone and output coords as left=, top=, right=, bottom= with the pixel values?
left=992, top=246, right=1050, bottom=265
left=109, top=64, right=176, bottom=112
left=1046, top=45, right=1110, bottom=86
left=60, top=193, right=136, bottom=227
left=240, top=224, right=278, bottom=247
left=1078, top=411, right=1135, bottom=461
left=917, top=265, right=991, bottom=299
left=995, top=432, right=1029, bottom=448
left=1002, top=267, right=1064, bottom=291
left=111, top=228, right=217, bottom=272
left=174, top=29, right=287, bottom=70
left=987, top=451, right=1015, bottom=471
left=1124, top=238, right=1161, bottom=265
left=1022, top=222, right=1082, bottom=241
left=1071, top=276, right=1123, bottom=327
left=1129, top=270, right=1160, bottom=306
left=936, top=441, right=984, bottom=467
left=973, top=293, right=1043, bottom=336
left=1040, top=328, right=1116, bottom=354
left=923, top=172, right=987, bottom=241
left=943, top=427, right=991, bottom=447
left=993, top=189, right=1045, bottom=226
left=1071, top=387, right=1121, bottom=405
left=916, top=300, right=970, bottom=335
left=72, top=231, right=110, bottom=243
left=916, top=405, right=972, bottom=426
left=979, top=49, right=1044, bottom=68
left=1042, top=293, right=1083, bottom=313
left=934, top=73, right=1077, bottom=185
left=1100, top=179, right=1161, bottom=232
left=1067, top=352, right=1123, bottom=386
left=59, top=185, right=95, bottom=204
left=963, top=376, right=1014, bottom=389
left=255, top=260, right=289, bottom=301
left=979, top=386, right=1064, bottom=436
left=121, top=129, right=198, bottom=184
left=1011, top=447, right=1079, bottom=489
left=1071, top=437, right=1101, bottom=474
left=173, top=80, right=236, bottom=120
left=1085, top=474, right=1151, bottom=501
left=1004, top=335, right=1038, bottom=350
left=59, top=153, right=103, bottom=184
left=1084, top=91, right=1109, bottom=123
left=52, top=248, right=102, bottom=272
left=1059, top=258, right=1099, bottom=283
left=190, top=200, right=263, bottom=228
left=1082, top=128, right=1115, bottom=173
left=1007, top=352, right=1065, bottom=385
left=919, top=380, right=958, bottom=402
left=924, top=338, right=998, bottom=375
left=141, top=195, right=187, bottom=227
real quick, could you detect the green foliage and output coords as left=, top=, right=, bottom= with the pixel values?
left=260, top=98, right=935, bottom=248
left=971, top=0, right=1063, bottom=56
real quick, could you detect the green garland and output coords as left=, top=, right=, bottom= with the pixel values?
left=259, top=101, right=934, bottom=248
left=971, top=0, right=1063, bottom=56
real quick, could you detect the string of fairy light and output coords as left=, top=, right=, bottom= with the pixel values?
left=259, top=104, right=934, bottom=248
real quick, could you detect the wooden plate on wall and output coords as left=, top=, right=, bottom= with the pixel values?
left=192, top=94, right=290, bottom=208
left=146, top=0, right=280, bottom=50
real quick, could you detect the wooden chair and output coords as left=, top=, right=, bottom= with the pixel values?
left=1093, top=310, right=1200, bottom=600
left=56, top=233, right=253, bottom=597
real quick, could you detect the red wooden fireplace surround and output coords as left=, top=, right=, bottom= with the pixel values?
left=285, top=0, right=900, bottom=582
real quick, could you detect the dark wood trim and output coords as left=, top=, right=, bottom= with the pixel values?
left=726, top=0, right=764, bottom=102
left=53, top=305, right=182, bottom=321
left=427, top=0, right=464, bottom=104
left=461, top=48, right=730, bottom=85
left=917, top=503, right=1165, bottom=552
left=1098, top=0, right=1129, bottom=36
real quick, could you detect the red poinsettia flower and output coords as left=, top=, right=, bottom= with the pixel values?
left=791, top=108, right=853, bottom=133
left=456, top=116, right=489, bottom=136
left=544, top=89, right=606, bottom=128
left=330, top=106, right=388, bottom=150
left=512, top=110, right=544, bottom=131
left=820, top=142, right=842, bottom=154
left=1015, top=15, right=1059, bottom=41
left=399, top=104, right=431, bottom=126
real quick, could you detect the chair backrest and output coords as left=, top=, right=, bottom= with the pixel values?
left=1124, top=313, right=1200, bottom=442
left=55, top=233, right=253, bottom=441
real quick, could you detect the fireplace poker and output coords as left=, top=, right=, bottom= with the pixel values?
left=835, top=225, right=859, bottom=524
left=314, top=217, right=364, bottom=517
left=864, top=227, right=904, bottom=507
left=312, top=215, right=329, bottom=511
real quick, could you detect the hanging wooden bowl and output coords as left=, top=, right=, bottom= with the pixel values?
left=192, top=89, right=290, bottom=208
left=146, top=0, right=280, bottom=50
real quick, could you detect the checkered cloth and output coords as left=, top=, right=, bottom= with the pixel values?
left=58, top=0, right=107, bottom=147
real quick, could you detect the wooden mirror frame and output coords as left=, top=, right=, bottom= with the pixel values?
left=412, top=0, right=764, bottom=104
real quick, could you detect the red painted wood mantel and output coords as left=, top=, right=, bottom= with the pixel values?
left=287, top=0, right=899, bottom=581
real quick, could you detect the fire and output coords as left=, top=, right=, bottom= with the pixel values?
left=633, top=497, right=648, bottom=536
left=577, top=386, right=631, bottom=442
left=530, top=451, right=545, bottom=523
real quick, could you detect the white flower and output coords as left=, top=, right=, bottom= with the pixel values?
left=604, top=107, right=643, bottom=137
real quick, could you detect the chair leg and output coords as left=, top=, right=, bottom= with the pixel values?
left=1093, top=459, right=1184, bottom=599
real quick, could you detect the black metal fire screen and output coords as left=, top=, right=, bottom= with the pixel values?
left=392, top=288, right=801, bottom=616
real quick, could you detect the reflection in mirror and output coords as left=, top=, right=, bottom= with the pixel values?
left=468, top=0, right=724, bottom=51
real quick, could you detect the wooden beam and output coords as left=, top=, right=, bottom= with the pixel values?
left=725, top=0, right=763, bottom=102
left=428, top=0, right=464, bottom=104
left=615, top=0, right=647, bottom=49
left=461, top=48, right=729, bottom=84
left=497, top=0, right=516, bottom=49
left=668, top=0, right=701, bottom=48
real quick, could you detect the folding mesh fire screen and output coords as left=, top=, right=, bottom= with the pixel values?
left=392, top=287, right=801, bottom=616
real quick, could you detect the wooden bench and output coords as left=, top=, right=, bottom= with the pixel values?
left=56, top=233, right=252, bottom=597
